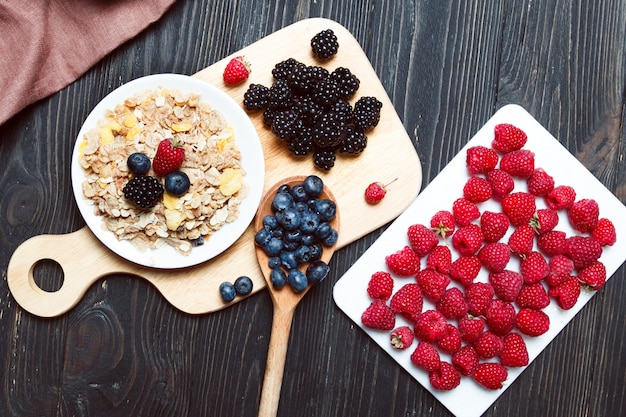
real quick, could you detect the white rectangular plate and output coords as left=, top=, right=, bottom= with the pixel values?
left=333, top=104, right=626, bottom=417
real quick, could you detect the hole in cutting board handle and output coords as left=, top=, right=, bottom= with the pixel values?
left=31, top=259, right=65, bottom=293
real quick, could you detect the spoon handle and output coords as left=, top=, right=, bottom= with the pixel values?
left=258, top=305, right=296, bottom=417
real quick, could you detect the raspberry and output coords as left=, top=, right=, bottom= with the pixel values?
left=426, top=245, right=452, bottom=274
left=577, top=261, right=607, bottom=290
left=500, top=149, right=535, bottom=178
left=452, top=345, right=479, bottom=376
left=436, top=324, right=462, bottom=354
left=390, top=283, right=424, bottom=322
left=530, top=208, right=559, bottom=234
left=122, top=176, right=164, bottom=209
left=502, top=192, right=537, bottom=226
left=465, top=282, right=496, bottom=316
left=361, top=299, right=396, bottom=330
left=488, top=270, right=523, bottom=302
left=366, top=271, right=394, bottom=300
left=458, top=315, right=485, bottom=343
left=548, top=275, right=581, bottom=309
left=592, top=218, right=617, bottom=246
left=413, top=310, right=448, bottom=342
left=480, top=211, right=510, bottom=243
left=436, top=287, right=468, bottom=320
left=449, top=255, right=482, bottom=286
left=152, top=137, right=185, bottom=176
left=484, top=299, right=516, bottom=336
left=353, top=96, right=382, bottom=131
left=466, top=145, right=499, bottom=174
left=463, top=176, right=493, bottom=203
left=545, top=185, right=576, bottom=210
left=567, top=198, right=600, bottom=233
left=451, top=224, right=484, bottom=256
left=473, top=362, right=508, bottom=390
left=407, top=223, right=439, bottom=257
left=385, top=246, right=421, bottom=276
left=527, top=168, right=555, bottom=196
left=492, top=123, right=528, bottom=153
left=429, top=361, right=461, bottom=391
left=410, top=341, right=441, bottom=372
left=311, top=29, right=339, bottom=59
left=516, top=282, right=550, bottom=309
left=499, top=332, right=529, bottom=367
left=515, top=308, right=550, bottom=337
left=519, top=251, right=549, bottom=284
left=452, top=197, right=480, bottom=226
left=507, top=224, right=535, bottom=256
left=430, top=210, right=456, bottom=238
left=548, top=254, right=575, bottom=277
left=486, top=168, right=515, bottom=200
left=416, top=269, right=450, bottom=302
left=565, top=235, right=602, bottom=269
left=390, top=326, right=415, bottom=350
left=478, top=242, right=511, bottom=273
left=474, top=331, right=504, bottom=359
left=537, top=230, right=567, bottom=257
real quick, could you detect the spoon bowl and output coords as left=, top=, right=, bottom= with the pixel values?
left=255, top=175, right=339, bottom=417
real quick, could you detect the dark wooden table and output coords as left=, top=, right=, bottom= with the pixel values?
left=2, top=1, right=625, bottom=416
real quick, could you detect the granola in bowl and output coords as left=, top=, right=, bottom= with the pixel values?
left=71, top=74, right=265, bottom=269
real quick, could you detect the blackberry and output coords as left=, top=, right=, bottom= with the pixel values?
left=311, top=29, right=339, bottom=60
left=312, top=112, right=345, bottom=149
left=243, top=83, right=270, bottom=110
left=268, top=78, right=293, bottom=109
left=353, top=96, right=383, bottom=131
left=272, top=58, right=304, bottom=81
left=312, top=77, right=341, bottom=108
left=287, top=127, right=314, bottom=156
left=329, top=99, right=354, bottom=124
left=292, top=96, right=324, bottom=126
left=338, top=125, right=367, bottom=154
left=313, top=148, right=336, bottom=171
left=330, top=67, right=360, bottom=99
left=271, top=110, right=302, bottom=140
left=123, top=175, right=164, bottom=209
left=263, top=107, right=278, bottom=127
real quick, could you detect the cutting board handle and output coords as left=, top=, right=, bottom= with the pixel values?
left=7, top=228, right=124, bottom=317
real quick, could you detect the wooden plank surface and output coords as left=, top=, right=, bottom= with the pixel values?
left=1, top=1, right=625, bottom=417
left=6, top=18, right=421, bottom=317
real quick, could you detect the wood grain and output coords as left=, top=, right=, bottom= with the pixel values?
left=1, top=1, right=626, bottom=417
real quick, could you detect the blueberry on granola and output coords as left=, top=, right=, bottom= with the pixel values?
left=127, top=152, right=151, bottom=175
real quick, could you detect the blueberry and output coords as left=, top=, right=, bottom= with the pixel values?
left=264, top=236, right=283, bottom=256
left=323, top=228, right=339, bottom=246
left=280, top=251, right=298, bottom=270
left=303, top=175, right=324, bottom=198
left=309, top=243, right=323, bottom=261
left=277, top=207, right=301, bottom=230
left=301, top=234, right=315, bottom=246
left=127, top=152, right=151, bottom=175
left=270, top=268, right=287, bottom=289
left=306, top=260, right=330, bottom=283
left=190, top=236, right=205, bottom=247
left=219, top=282, right=237, bottom=302
left=295, top=245, right=312, bottom=263
left=263, top=215, right=278, bottom=230
left=299, top=210, right=320, bottom=234
left=284, top=229, right=302, bottom=243
left=315, top=199, right=336, bottom=222
left=314, top=222, right=331, bottom=240
left=290, top=184, right=308, bottom=202
left=283, top=239, right=300, bottom=251
left=164, top=171, right=191, bottom=196
left=268, top=256, right=281, bottom=269
left=255, top=228, right=272, bottom=246
left=277, top=184, right=291, bottom=194
left=234, top=276, right=253, bottom=295
left=295, top=201, right=309, bottom=213
left=272, top=191, right=294, bottom=212
left=288, top=269, right=308, bottom=292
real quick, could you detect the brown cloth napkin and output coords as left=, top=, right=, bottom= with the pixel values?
left=0, top=0, right=176, bottom=126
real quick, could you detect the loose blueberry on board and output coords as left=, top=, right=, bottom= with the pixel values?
left=219, top=282, right=237, bottom=302
left=306, top=260, right=330, bottom=283
left=303, top=175, right=324, bottom=197
left=234, top=276, right=253, bottom=296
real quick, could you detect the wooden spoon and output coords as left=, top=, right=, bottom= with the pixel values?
left=255, top=176, right=340, bottom=417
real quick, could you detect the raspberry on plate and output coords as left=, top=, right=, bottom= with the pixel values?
left=492, top=123, right=528, bottom=153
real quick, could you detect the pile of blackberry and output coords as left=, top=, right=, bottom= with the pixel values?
left=243, top=57, right=382, bottom=170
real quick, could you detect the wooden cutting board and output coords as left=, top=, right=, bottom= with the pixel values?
left=7, top=18, right=422, bottom=317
